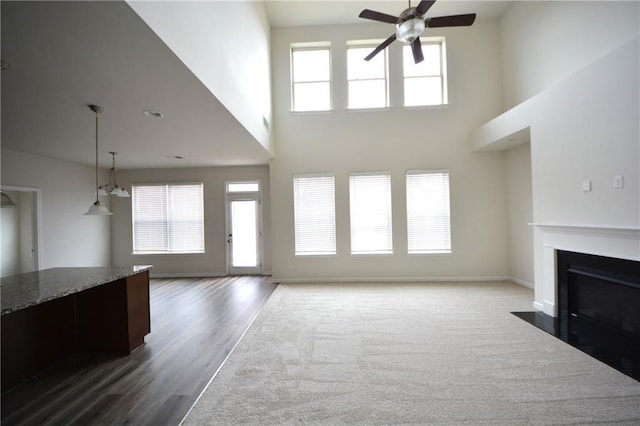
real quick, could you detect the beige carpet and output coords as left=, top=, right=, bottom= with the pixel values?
left=183, top=281, right=640, bottom=425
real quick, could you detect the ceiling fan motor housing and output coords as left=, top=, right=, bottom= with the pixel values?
left=396, top=7, right=426, bottom=44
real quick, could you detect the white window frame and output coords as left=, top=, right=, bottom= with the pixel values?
left=226, top=181, right=260, bottom=194
left=346, top=40, right=389, bottom=109
left=131, top=182, right=205, bottom=255
left=293, top=173, right=337, bottom=256
left=349, top=172, right=393, bottom=255
left=406, top=170, right=451, bottom=254
left=290, top=43, right=332, bottom=112
left=403, top=38, right=448, bottom=107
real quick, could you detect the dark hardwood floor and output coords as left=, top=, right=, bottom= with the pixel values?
left=1, top=276, right=278, bottom=425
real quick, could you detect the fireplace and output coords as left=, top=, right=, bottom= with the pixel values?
left=514, top=225, right=640, bottom=380
left=557, top=250, right=639, bottom=379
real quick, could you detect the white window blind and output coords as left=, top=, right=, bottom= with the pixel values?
left=132, top=183, right=204, bottom=254
left=349, top=173, right=393, bottom=254
left=406, top=171, right=451, bottom=253
left=293, top=174, right=336, bottom=255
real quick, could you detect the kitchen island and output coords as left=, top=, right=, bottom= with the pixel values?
left=1, top=266, right=152, bottom=393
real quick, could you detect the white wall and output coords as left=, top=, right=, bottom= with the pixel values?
left=472, top=37, right=639, bottom=310
left=500, top=1, right=640, bottom=109
left=1, top=149, right=112, bottom=269
left=127, top=0, right=273, bottom=155
left=111, top=165, right=271, bottom=277
left=505, top=142, right=533, bottom=287
left=270, top=20, right=509, bottom=282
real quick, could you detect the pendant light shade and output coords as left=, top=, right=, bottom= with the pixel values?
left=85, top=200, right=112, bottom=215
left=85, top=104, right=112, bottom=216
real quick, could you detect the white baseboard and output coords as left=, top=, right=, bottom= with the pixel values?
left=532, top=301, right=545, bottom=311
left=150, top=272, right=273, bottom=279
left=274, top=276, right=511, bottom=284
left=507, top=276, right=534, bottom=289
left=150, top=272, right=226, bottom=279
left=543, top=300, right=556, bottom=317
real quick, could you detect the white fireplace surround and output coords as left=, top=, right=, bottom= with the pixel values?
left=532, top=224, right=640, bottom=317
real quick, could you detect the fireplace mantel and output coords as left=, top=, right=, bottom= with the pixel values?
left=532, top=223, right=640, bottom=316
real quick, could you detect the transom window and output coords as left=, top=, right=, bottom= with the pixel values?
left=132, top=183, right=205, bottom=254
left=347, top=42, right=388, bottom=109
left=291, top=44, right=331, bottom=112
left=403, top=39, right=447, bottom=106
left=226, top=181, right=260, bottom=193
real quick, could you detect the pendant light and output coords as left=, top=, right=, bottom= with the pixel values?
left=1, top=191, right=17, bottom=208
left=84, top=104, right=112, bottom=216
left=99, top=151, right=130, bottom=197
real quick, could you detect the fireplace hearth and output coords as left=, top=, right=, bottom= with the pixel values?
left=514, top=250, right=640, bottom=381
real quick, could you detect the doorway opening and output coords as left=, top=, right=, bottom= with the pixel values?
left=225, top=181, right=262, bottom=275
left=1, top=185, right=41, bottom=277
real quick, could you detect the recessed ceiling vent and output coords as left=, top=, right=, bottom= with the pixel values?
left=144, top=109, right=164, bottom=118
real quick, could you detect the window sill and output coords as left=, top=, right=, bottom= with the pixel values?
left=351, top=252, right=394, bottom=257
left=403, top=103, right=449, bottom=110
left=346, top=107, right=391, bottom=113
left=290, top=109, right=334, bottom=115
left=289, top=105, right=449, bottom=114
left=132, top=251, right=206, bottom=256
left=408, top=250, right=453, bottom=256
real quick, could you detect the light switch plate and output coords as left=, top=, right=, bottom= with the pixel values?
left=582, top=180, right=592, bottom=192
left=613, top=175, right=624, bottom=189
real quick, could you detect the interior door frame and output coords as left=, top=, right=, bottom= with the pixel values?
left=1, top=185, right=43, bottom=272
left=224, top=188, right=263, bottom=276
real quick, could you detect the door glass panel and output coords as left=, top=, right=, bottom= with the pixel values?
left=231, top=200, right=257, bottom=267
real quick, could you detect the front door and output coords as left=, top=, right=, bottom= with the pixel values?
left=226, top=194, right=261, bottom=275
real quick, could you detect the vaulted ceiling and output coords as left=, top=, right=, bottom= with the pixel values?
left=1, top=1, right=510, bottom=170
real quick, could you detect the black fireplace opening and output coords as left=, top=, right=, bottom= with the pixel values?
left=514, top=250, right=640, bottom=381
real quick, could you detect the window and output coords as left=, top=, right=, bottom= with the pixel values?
left=293, top=174, right=336, bottom=255
left=132, top=183, right=204, bottom=254
left=403, top=39, right=447, bottom=106
left=349, top=173, right=393, bottom=254
left=347, top=42, right=388, bottom=109
left=406, top=171, right=451, bottom=253
left=291, top=44, right=331, bottom=112
left=226, top=181, right=259, bottom=193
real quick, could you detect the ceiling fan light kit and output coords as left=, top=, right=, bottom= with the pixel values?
left=359, top=0, right=476, bottom=64
left=396, top=18, right=425, bottom=44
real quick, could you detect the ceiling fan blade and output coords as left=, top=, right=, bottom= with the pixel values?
left=426, top=13, right=476, bottom=28
left=359, top=9, right=399, bottom=24
left=411, top=38, right=424, bottom=64
left=415, top=0, right=436, bottom=16
left=364, top=34, right=397, bottom=61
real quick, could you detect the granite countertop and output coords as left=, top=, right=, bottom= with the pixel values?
left=0, top=266, right=153, bottom=315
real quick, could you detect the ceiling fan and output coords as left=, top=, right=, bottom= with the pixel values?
left=358, top=0, right=476, bottom=64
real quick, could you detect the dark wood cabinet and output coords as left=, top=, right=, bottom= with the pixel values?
left=1, top=269, right=151, bottom=393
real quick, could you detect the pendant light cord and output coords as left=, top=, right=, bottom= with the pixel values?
left=94, top=112, right=100, bottom=203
